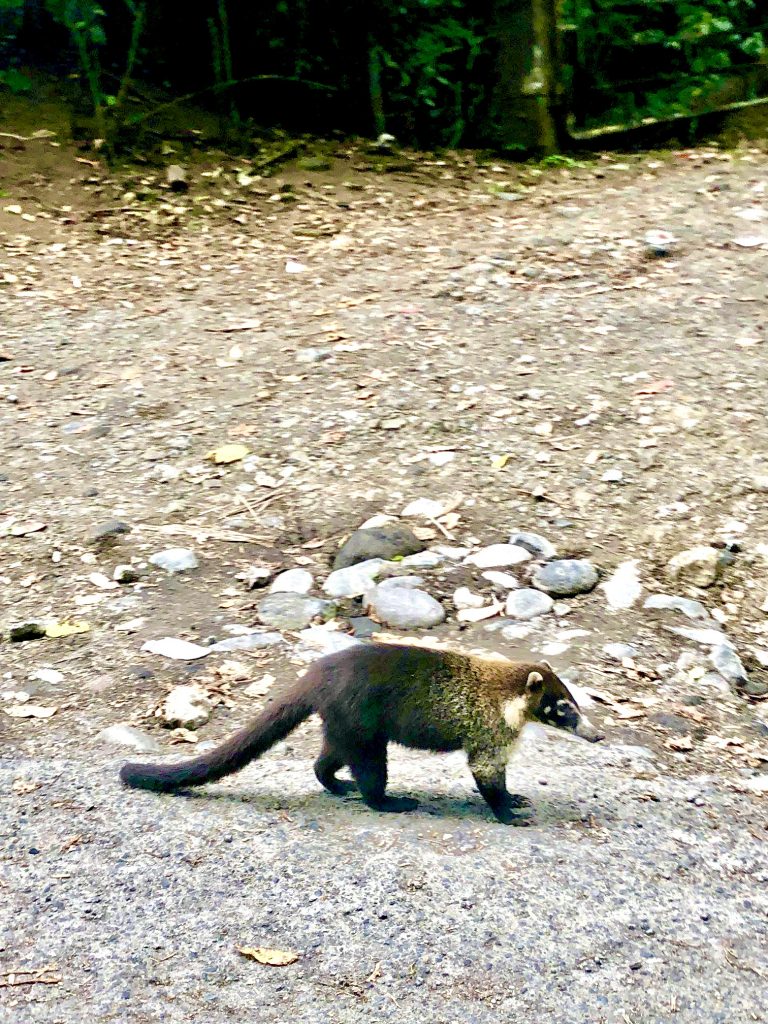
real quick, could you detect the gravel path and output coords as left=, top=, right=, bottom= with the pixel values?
left=2, top=140, right=768, bottom=1022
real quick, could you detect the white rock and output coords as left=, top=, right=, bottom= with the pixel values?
left=399, top=550, right=444, bottom=569
left=667, top=626, right=729, bottom=647
left=431, top=545, right=471, bottom=560
left=270, top=568, right=314, bottom=594
left=28, top=668, right=65, bottom=685
left=142, top=637, right=211, bottom=660
left=149, top=547, right=199, bottom=573
left=481, top=571, right=519, bottom=590
left=464, top=544, right=531, bottom=569
left=453, top=587, right=486, bottom=610
left=401, top=498, right=446, bottom=519
left=602, top=559, right=643, bottom=610
left=160, top=685, right=212, bottom=729
left=97, top=724, right=160, bottom=752
left=323, top=559, right=385, bottom=598
left=366, top=586, right=446, bottom=629
left=243, top=674, right=276, bottom=697
left=359, top=514, right=399, bottom=529
left=294, top=627, right=364, bottom=661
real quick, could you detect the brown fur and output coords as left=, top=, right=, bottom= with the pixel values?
left=119, top=642, right=602, bottom=823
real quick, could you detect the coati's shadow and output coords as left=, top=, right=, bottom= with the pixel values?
left=167, top=786, right=585, bottom=826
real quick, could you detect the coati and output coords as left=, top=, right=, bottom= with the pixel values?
left=119, top=641, right=603, bottom=824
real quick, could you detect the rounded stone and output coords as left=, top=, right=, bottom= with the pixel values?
left=532, top=559, right=599, bottom=597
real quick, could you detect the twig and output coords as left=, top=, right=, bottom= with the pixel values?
left=0, top=965, right=62, bottom=987
left=140, top=524, right=270, bottom=544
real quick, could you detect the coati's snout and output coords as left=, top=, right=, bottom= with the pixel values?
left=526, top=669, right=605, bottom=743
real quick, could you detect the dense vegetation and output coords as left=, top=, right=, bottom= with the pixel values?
left=1, top=0, right=766, bottom=150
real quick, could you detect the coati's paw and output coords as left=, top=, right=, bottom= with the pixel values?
left=506, top=793, right=533, bottom=809
left=325, top=778, right=357, bottom=796
left=370, top=796, right=419, bottom=813
left=494, top=804, right=534, bottom=826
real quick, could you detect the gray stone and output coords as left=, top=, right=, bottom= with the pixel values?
left=149, top=547, right=199, bottom=573
left=644, top=594, right=710, bottom=620
left=270, top=568, right=314, bottom=594
left=208, top=631, right=284, bottom=653
left=710, top=645, right=747, bottom=688
left=374, top=575, right=426, bottom=591
left=161, top=685, right=212, bottom=729
left=97, top=724, right=161, bottom=753
left=508, top=531, right=557, bottom=559
left=666, top=546, right=722, bottom=588
left=323, top=559, right=385, bottom=598
left=533, top=559, right=599, bottom=596
left=333, top=525, right=425, bottom=570
left=604, top=642, right=638, bottom=661
left=257, top=593, right=334, bottom=630
left=504, top=589, right=554, bottom=620
left=366, top=585, right=445, bottom=629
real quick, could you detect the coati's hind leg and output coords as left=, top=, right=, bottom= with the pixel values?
left=314, top=736, right=356, bottom=796
left=468, top=750, right=533, bottom=825
left=348, top=739, right=418, bottom=814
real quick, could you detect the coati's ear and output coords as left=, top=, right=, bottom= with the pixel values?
left=526, top=670, right=544, bottom=692
left=538, top=660, right=552, bottom=670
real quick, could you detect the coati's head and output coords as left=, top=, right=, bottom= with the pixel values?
left=524, top=664, right=604, bottom=742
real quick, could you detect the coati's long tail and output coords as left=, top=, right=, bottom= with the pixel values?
left=119, top=683, right=314, bottom=793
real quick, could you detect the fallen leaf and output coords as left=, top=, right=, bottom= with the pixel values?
left=44, top=621, right=90, bottom=639
left=491, top=454, right=511, bottom=470
left=5, top=704, right=58, bottom=719
left=205, top=443, right=251, bottom=464
left=237, top=947, right=299, bottom=966
left=635, top=379, right=674, bottom=395
left=142, top=637, right=211, bottom=661
left=666, top=735, right=694, bottom=752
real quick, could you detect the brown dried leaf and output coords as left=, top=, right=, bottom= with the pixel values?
left=237, top=947, right=299, bottom=967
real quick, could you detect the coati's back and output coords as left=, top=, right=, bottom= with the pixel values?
left=321, top=642, right=522, bottom=752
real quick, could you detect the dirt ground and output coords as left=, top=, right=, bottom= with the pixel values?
left=1, top=116, right=767, bottom=1023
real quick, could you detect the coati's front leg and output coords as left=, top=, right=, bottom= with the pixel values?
left=348, top=740, right=419, bottom=814
left=468, top=749, right=533, bottom=825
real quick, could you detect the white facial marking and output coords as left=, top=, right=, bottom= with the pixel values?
left=502, top=695, right=527, bottom=731
left=543, top=705, right=552, bottom=716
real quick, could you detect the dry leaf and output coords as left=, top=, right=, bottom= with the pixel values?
left=5, top=704, right=58, bottom=719
left=491, top=454, right=511, bottom=470
left=665, top=735, right=694, bottom=752
left=237, top=947, right=299, bottom=966
left=44, top=621, right=90, bottom=639
left=206, top=443, right=251, bottom=465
